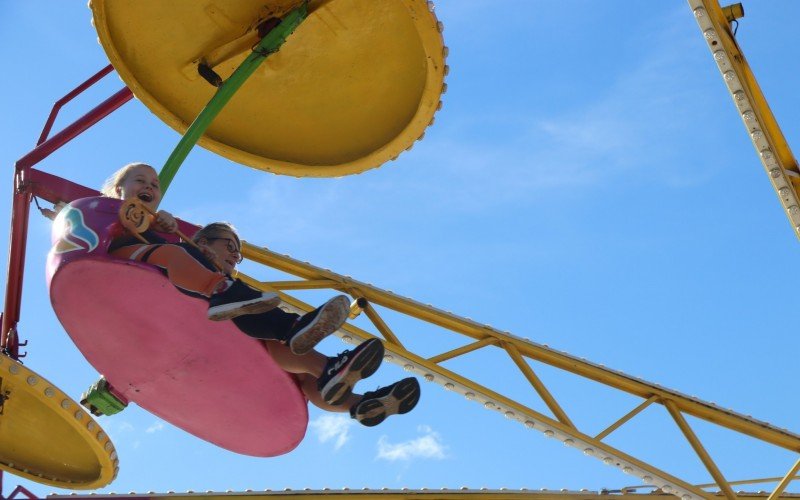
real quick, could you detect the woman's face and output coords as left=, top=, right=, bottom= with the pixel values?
left=116, top=165, right=161, bottom=210
left=203, top=231, right=242, bottom=274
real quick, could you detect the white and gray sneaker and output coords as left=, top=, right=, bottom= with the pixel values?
left=287, top=295, right=350, bottom=355
left=350, top=377, right=421, bottom=427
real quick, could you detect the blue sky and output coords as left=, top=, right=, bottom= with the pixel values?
left=1, top=0, right=799, bottom=497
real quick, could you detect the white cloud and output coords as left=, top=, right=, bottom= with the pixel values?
left=309, top=414, right=353, bottom=450
left=145, top=421, right=164, bottom=434
left=116, top=421, right=135, bottom=432
left=376, top=425, right=447, bottom=461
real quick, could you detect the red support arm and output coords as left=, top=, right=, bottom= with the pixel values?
left=2, top=84, right=133, bottom=356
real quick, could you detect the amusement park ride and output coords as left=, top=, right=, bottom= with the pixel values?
left=0, top=1, right=798, bottom=500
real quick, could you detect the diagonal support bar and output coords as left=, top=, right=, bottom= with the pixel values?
left=595, top=395, right=659, bottom=441
left=664, top=399, right=737, bottom=500
left=505, top=342, right=575, bottom=429
left=767, top=458, right=800, bottom=500
left=428, top=337, right=499, bottom=364
left=362, top=303, right=404, bottom=348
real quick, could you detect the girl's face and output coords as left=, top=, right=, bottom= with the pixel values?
left=116, top=165, right=161, bottom=210
left=202, top=231, right=242, bottom=274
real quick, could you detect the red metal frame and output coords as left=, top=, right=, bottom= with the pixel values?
left=1, top=69, right=133, bottom=357
left=0, top=471, right=39, bottom=500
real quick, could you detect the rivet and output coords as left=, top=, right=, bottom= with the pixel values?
left=524, top=420, right=535, bottom=429
left=26, top=376, right=38, bottom=386
left=543, top=430, right=555, bottom=438
left=44, top=387, right=55, bottom=397
left=444, top=382, right=454, bottom=390
left=9, top=364, right=19, bottom=374
left=603, top=457, right=614, bottom=465
left=424, top=374, right=434, bottom=382
left=61, top=399, right=72, bottom=409
left=74, top=410, right=84, bottom=421
left=464, top=392, right=475, bottom=400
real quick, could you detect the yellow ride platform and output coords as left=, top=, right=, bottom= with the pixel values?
left=89, top=0, right=447, bottom=177
left=0, top=355, right=117, bottom=489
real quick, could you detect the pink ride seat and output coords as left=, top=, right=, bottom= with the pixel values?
left=47, top=197, right=308, bottom=457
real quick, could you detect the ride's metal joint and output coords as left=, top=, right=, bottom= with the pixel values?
left=722, top=3, right=744, bottom=23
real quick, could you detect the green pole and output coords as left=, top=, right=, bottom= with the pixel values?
left=158, top=4, right=307, bottom=197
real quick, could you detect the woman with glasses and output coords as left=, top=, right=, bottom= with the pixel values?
left=192, top=222, right=421, bottom=427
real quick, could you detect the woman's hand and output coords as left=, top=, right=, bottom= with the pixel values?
left=152, top=210, right=178, bottom=233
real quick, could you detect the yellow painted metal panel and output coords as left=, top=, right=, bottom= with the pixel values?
left=89, top=0, right=447, bottom=177
left=0, top=356, right=117, bottom=489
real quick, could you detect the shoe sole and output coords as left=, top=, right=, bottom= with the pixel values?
left=208, top=293, right=281, bottom=321
left=289, top=295, right=350, bottom=355
left=320, top=339, right=384, bottom=406
left=353, top=377, right=420, bottom=427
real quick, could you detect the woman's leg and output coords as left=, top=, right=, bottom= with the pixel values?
left=264, top=340, right=326, bottom=376
left=111, top=244, right=227, bottom=296
left=295, top=373, right=361, bottom=412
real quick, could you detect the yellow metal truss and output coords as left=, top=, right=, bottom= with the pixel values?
left=687, top=0, right=800, bottom=240
left=41, top=491, right=800, bottom=500
left=237, top=241, right=800, bottom=500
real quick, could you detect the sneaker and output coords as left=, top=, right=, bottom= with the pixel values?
left=317, top=338, right=384, bottom=406
left=287, top=295, right=350, bottom=355
left=207, top=279, right=281, bottom=321
left=350, top=377, right=421, bottom=427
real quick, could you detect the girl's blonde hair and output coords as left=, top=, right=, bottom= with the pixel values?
left=192, top=222, right=241, bottom=249
left=101, top=162, right=155, bottom=198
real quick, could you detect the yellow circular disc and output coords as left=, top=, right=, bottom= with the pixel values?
left=89, top=0, right=447, bottom=177
left=0, top=355, right=118, bottom=489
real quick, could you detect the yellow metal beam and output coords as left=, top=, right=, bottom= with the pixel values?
left=664, top=399, right=736, bottom=500
left=690, top=0, right=800, bottom=239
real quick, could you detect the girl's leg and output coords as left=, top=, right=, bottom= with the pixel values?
left=111, top=244, right=227, bottom=296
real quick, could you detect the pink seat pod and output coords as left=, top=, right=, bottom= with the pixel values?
left=47, top=197, right=308, bottom=457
